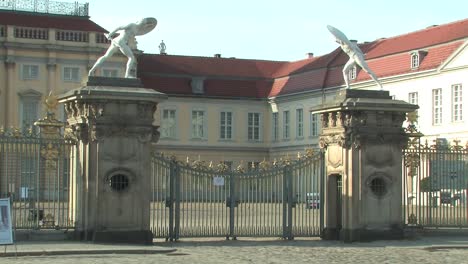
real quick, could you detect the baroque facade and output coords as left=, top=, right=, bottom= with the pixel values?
left=1, top=2, right=467, bottom=170
left=0, top=3, right=126, bottom=130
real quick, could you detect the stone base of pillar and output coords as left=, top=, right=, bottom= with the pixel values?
left=93, top=230, right=154, bottom=245
left=321, top=228, right=340, bottom=240
left=340, top=226, right=404, bottom=242
left=72, top=230, right=153, bottom=245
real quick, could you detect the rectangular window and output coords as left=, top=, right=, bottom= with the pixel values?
left=248, top=112, right=260, bottom=141
left=220, top=111, right=232, bottom=140
left=432, top=88, right=442, bottom=125
left=191, top=110, right=205, bottom=138
left=283, top=110, right=290, bottom=139
left=310, top=113, right=319, bottom=137
left=348, top=66, right=357, bottom=80
left=411, top=53, right=420, bottom=69
left=21, top=100, right=39, bottom=131
left=408, top=92, right=418, bottom=105
left=22, top=65, right=39, bottom=80
left=20, top=158, right=36, bottom=198
left=452, top=84, right=463, bottom=122
left=272, top=112, right=279, bottom=141
left=161, top=109, right=176, bottom=138
left=63, top=66, right=80, bottom=82
left=296, top=108, right=303, bottom=138
left=102, top=69, right=119, bottom=78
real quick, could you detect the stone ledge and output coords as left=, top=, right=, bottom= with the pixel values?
left=84, top=76, right=143, bottom=88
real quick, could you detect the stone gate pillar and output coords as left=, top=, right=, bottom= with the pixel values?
left=58, top=77, right=167, bottom=244
left=313, top=90, right=417, bottom=242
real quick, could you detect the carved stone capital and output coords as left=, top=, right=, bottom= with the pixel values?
left=65, top=123, right=89, bottom=143
left=319, top=133, right=345, bottom=149
left=137, top=103, right=156, bottom=120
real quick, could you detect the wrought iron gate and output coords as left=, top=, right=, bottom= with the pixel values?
left=151, top=151, right=324, bottom=240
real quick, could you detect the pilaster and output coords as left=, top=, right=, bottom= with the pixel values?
left=58, top=77, right=167, bottom=244
left=313, top=89, right=418, bottom=242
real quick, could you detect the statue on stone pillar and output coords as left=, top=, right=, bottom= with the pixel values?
left=88, top=17, right=158, bottom=78
left=159, top=40, right=166, bottom=55
left=327, top=25, right=383, bottom=90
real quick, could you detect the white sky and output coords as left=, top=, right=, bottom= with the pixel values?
left=81, top=0, right=468, bottom=61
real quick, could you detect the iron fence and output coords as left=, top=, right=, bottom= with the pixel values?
left=0, top=128, right=75, bottom=230
left=151, top=151, right=323, bottom=241
left=403, top=139, right=468, bottom=228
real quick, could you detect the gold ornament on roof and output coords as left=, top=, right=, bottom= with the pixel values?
left=44, top=91, right=59, bottom=112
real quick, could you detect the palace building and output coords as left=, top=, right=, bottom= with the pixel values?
left=1, top=2, right=467, bottom=169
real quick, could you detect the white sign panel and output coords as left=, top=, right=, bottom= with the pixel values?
left=213, top=176, right=225, bottom=186
left=0, top=198, right=13, bottom=245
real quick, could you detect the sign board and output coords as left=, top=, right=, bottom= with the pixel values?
left=0, top=198, right=13, bottom=245
left=213, top=176, right=225, bottom=186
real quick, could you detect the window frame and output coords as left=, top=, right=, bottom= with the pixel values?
left=283, top=110, right=290, bottom=140
left=102, top=68, right=120, bottom=78
left=191, top=109, right=207, bottom=140
left=247, top=112, right=262, bottom=142
left=21, top=64, right=40, bottom=80
left=310, top=113, right=319, bottom=137
left=296, top=108, right=304, bottom=139
left=452, top=84, right=463, bottom=122
left=219, top=111, right=233, bottom=140
left=62, top=66, right=80, bottom=82
left=432, top=88, right=442, bottom=125
left=410, top=52, right=420, bottom=69
left=348, top=65, right=357, bottom=80
left=272, top=112, right=279, bottom=142
left=160, top=108, right=178, bottom=139
left=18, top=89, right=42, bottom=132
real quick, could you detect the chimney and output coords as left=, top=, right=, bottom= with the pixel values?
left=350, top=39, right=358, bottom=44
left=306, top=52, right=314, bottom=59
left=214, top=54, right=221, bottom=58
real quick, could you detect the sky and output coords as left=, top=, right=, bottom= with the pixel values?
left=81, top=0, right=468, bottom=61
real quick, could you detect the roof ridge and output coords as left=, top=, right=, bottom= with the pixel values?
left=375, top=18, right=468, bottom=42
left=141, top=53, right=288, bottom=63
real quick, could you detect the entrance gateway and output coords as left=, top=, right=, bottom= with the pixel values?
left=150, top=151, right=323, bottom=240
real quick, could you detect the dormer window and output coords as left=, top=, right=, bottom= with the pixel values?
left=348, top=65, right=357, bottom=80
left=410, top=52, right=420, bottom=69
left=410, top=50, right=427, bottom=69
left=191, top=77, right=205, bottom=94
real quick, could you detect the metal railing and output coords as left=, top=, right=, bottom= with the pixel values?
left=403, top=138, right=468, bottom=228
left=402, top=112, right=468, bottom=228
left=0, top=127, right=75, bottom=230
left=0, top=0, right=89, bottom=17
left=151, top=150, right=323, bottom=241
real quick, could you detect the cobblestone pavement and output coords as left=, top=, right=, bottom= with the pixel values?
left=2, top=236, right=468, bottom=264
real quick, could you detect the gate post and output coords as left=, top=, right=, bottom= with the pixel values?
left=228, top=172, right=236, bottom=239
left=168, top=159, right=176, bottom=241
left=173, top=161, right=181, bottom=241
left=58, top=77, right=167, bottom=244
left=282, top=164, right=293, bottom=240
left=312, top=89, right=417, bottom=242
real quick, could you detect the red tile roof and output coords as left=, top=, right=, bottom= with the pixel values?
left=138, top=54, right=286, bottom=78
left=365, top=19, right=468, bottom=59
left=0, top=10, right=107, bottom=32
left=138, top=18, right=468, bottom=98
